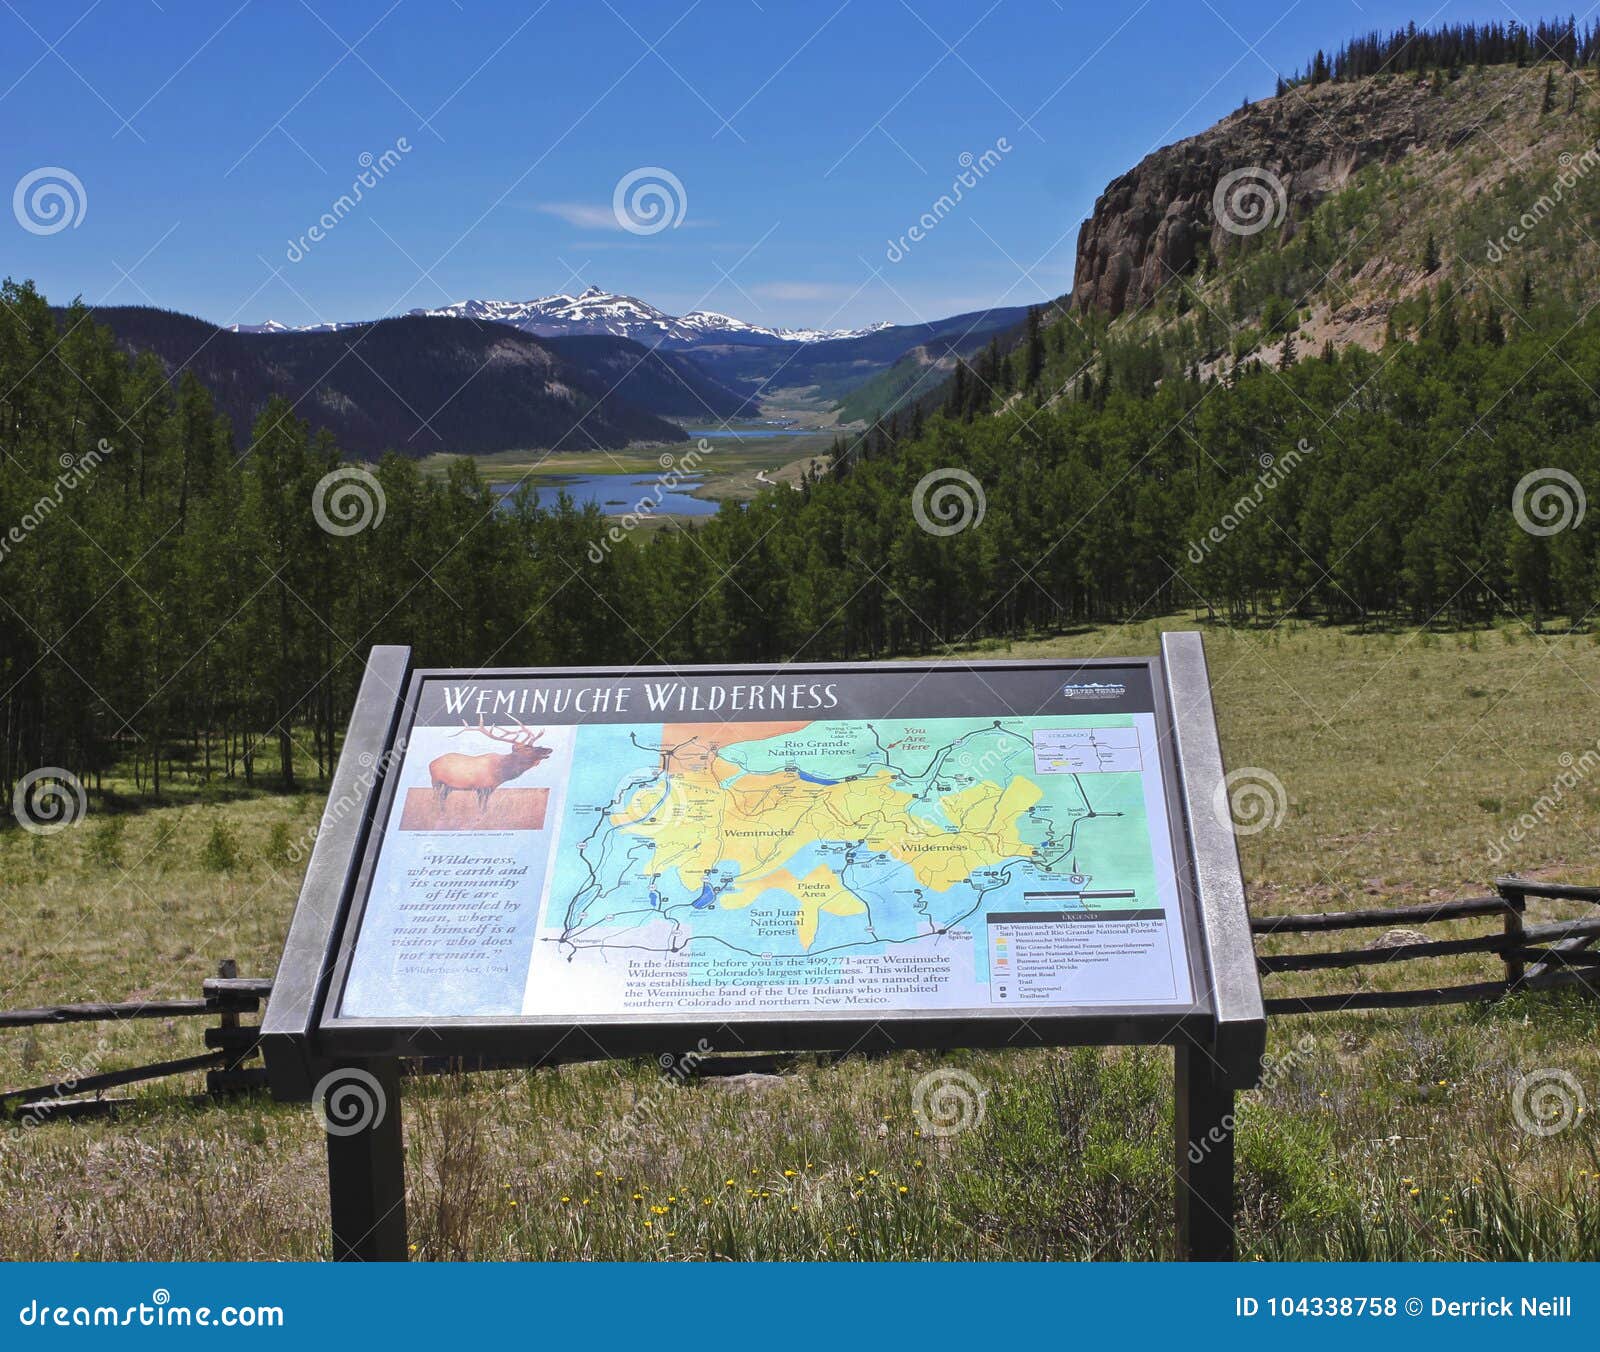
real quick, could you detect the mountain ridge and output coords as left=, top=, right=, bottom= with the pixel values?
left=80, top=306, right=694, bottom=459
left=892, top=56, right=1600, bottom=428
left=1071, top=62, right=1600, bottom=357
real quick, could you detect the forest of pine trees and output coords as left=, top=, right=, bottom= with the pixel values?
left=1289, top=16, right=1600, bottom=88
left=3, top=258, right=1599, bottom=801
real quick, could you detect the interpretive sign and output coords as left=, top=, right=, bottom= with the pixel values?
left=337, top=664, right=1195, bottom=1023
left=262, top=637, right=1264, bottom=1262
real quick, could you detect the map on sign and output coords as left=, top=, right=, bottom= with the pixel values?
left=337, top=670, right=1195, bottom=1021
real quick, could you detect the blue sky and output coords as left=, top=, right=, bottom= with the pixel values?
left=3, top=0, right=1530, bottom=330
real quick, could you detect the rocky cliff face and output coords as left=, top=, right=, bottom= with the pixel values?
left=1073, top=76, right=1448, bottom=317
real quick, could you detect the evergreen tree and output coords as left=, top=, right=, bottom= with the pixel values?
left=944, top=360, right=971, bottom=419
left=1023, top=306, right=1045, bottom=390
left=1434, top=284, right=1460, bottom=351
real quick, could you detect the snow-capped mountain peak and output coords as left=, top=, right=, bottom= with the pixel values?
left=226, top=318, right=357, bottom=335
left=776, top=319, right=896, bottom=343
left=229, top=286, right=891, bottom=348
left=406, top=287, right=887, bottom=348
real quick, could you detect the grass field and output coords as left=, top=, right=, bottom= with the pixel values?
left=2, top=618, right=1598, bottom=1260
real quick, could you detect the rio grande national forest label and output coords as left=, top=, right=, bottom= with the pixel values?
left=337, top=669, right=1195, bottom=1021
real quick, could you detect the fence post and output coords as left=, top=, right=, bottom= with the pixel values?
left=1498, top=884, right=1526, bottom=994
left=215, top=958, right=239, bottom=1030
left=206, top=958, right=244, bottom=1097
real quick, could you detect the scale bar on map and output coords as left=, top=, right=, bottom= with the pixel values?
left=1024, top=889, right=1137, bottom=902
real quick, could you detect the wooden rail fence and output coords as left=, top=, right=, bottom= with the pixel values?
left=2, top=876, right=1596, bottom=1121
left=0, top=959, right=270, bottom=1122
left=1253, top=875, right=1600, bottom=1014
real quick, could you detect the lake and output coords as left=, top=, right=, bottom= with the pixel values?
left=493, top=474, right=718, bottom=518
left=685, top=423, right=798, bottom=440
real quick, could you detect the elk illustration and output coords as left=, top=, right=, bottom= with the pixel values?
left=428, top=719, right=552, bottom=815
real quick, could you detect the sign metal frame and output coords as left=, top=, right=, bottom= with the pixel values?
left=262, top=633, right=1264, bottom=1262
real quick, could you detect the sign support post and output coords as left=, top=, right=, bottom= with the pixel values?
left=324, top=1061, right=407, bottom=1262
left=1160, top=630, right=1262, bottom=1262
left=1173, top=1041, right=1236, bottom=1261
